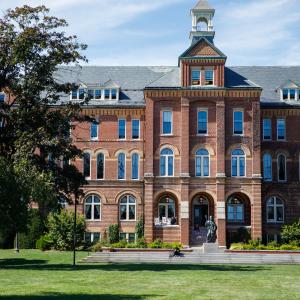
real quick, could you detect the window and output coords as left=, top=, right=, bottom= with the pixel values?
left=162, top=111, right=172, bottom=135
left=282, top=89, right=289, bottom=100
left=290, top=89, right=296, bottom=100
left=84, top=232, right=101, bottom=244
left=131, top=153, right=139, bottom=180
left=118, top=119, right=126, bottom=139
left=263, top=153, right=272, bottom=182
left=191, top=70, right=201, bottom=85
left=79, top=89, right=85, bottom=100
left=119, top=195, right=136, bottom=221
left=85, top=195, right=101, bottom=220
left=0, top=93, right=5, bottom=102
left=195, top=149, right=209, bottom=177
left=97, top=153, right=104, bottom=180
left=118, top=153, right=126, bottom=180
left=277, top=154, right=286, bottom=182
left=95, top=89, right=102, bottom=99
left=233, top=110, right=243, bottom=135
left=111, top=89, right=117, bottom=100
left=104, top=89, right=110, bottom=99
left=158, top=196, right=176, bottom=224
left=90, top=122, right=98, bottom=140
left=83, top=153, right=91, bottom=179
left=198, top=110, right=208, bottom=135
left=282, top=89, right=299, bottom=101
left=267, top=196, right=284, bottom=223
left=71, top=90, right=78, bottom=100
left=277, top=119, right=286, bottom=140
left=88, top=89, right=94, bottom=99
left=263, top=119, right=272, bottom=140
left=132, top=119, right=140, bottom=139
left=160, top=148, right=174, bottom=177
left=204, top=70, right=214, bottom=85
left=231, top=149, right=245, bottom=177
left=120, top=233, right=136, bottom=243
left=227, top=197, right=244, bottom=222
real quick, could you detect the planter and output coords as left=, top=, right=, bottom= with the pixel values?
left=226, top=250, right=300, bottom=254
left=102, top=247, right=115, bottom=253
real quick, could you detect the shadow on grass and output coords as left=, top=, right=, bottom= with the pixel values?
left=0, top=294, right=155, bottom=300
left=0, top=258, right=270, bottom=272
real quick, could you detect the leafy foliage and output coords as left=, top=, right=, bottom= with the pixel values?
left=108, top=224, right=119, bottom=244
left=36, top=234, right=52, bottom=251
left=281, top=219, right=300, bottom=246
left=46, top=210, right=85, bottom=251
left=135, top=216, right=144, bottom=239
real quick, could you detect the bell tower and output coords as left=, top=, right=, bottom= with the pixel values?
left=190, top=0, right=215, bottom=44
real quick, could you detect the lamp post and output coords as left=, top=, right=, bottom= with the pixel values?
left=15, top=232, right=19, bottom=253
left=73, top=193, right=77, bottom=267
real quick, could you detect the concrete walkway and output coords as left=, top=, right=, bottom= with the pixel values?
left=82, top=251, right=300, bottom=265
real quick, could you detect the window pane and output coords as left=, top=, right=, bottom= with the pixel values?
left=120, top=205, right=127, bottom=220
left=160, top=156, right=166, bottom=176
left=159, top=204, right=166, bottom=219
left=94, top=204, right=100, bottom=220
left=95, top=89, right=102, bottom=99
left=168, top=203, right=175, bottom=218
left=118, top=153, right=125, bottom=179
left=128, top=233, right=135, bottom=243
left=282, top=89, right=288, bottom=100
left=267, top=206, right=274, bottom=221
left=129, top=205, right=135, bottom=220
left=132, top=120, right=140, bottom=139
left=111, top=89, right=117, bottom=100
left=93, top=233, right=100, bottom=242
left=191, top=70, right=201, bottom=85
left=163, top=111, right=172, bottom=134
left=168, top=156, right=174, bottom=176
left=85, top=204, right=92, bottom=220
left=132, top=154, right=139, bottom=180
left=104, top=89, right=110, bottom=99
left=195, top=157, right=201, bottom=176
left=205, top=70, right=214, bottom=85
left=79, top=89, right=85, bottom=100
left=203, top=156, right=209, bottom=176
left=290, top=89, right=296, bottom=100
left=97, top=154, right=104, bottom=179
left=119, top=119, right=126, bottom=139
left=232, top=157, right=237, bottom=177
left=85, top=232, right=91, bottom=243
left=90, top=122, right=98, bottom=139
left=263, top=154, right=272, bottom=181
left=234, top=111, right=243, bottom=134
left=120, top=233, right=126, bottom=240
left=71, top=90, right=77, bottom=99
left=239, top=157, right=245, bottom=177
left=83, top=153, right=90, bottom=178
left=277, top=119, right=286, bottom=140
left=263, top=119, right=271, bottom=140
left=277, top=207, right=284, bottom=222
left=88, top=89, right=94, bottom=99
left=198, top=111, right=207, bottom=134
left=278, top=155, right=286, bottom=181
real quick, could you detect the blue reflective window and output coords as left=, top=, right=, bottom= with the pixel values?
left=97, top=153, right=104, bottom=180
left=233, top=111, right=243, bottom=135
left=71, top=90, right=77, bottom=99
left=83, top=153, right=91, bottom=178
left=118, top=153, right=126, bottom=180
left=263, top=119, right=272, bottom=140
left=79, top=89, right=85, bottom=100
left=132, top=153, right=139, bottom=180
left=162, top=111, right=172, bottom=135
left=191, top=70, right=201, bottom=85
left=160, top=148, right=174, bottom=176
left=205, top=70, right=214, bottom=85
left=195, top=149, right=210, bottom=177
left=90, top=122, right=98, bottom=140
left=290, top=89, right=296, bottom=100
left=104, top=89, right=110, bottom=99
left=95, top=90, right=102, bottom=99
left=277, top=119, right=286, bottom=140
left=88, top=90, right=94, bottom=99
left=263, top=153, right=272, bottom=181
left=198, top=111, right=208, bottom=134
left=282, top=89, right=288, bottom=100
left=119, top=119, right=126, bottom=139
left=132, top=119, right=140, bottom=139
left=231, top=149, right=245, bottom=177
left=111, top=89, right=117, bottom=100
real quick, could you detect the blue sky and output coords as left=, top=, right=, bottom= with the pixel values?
left=1, top=0, right=300, bottom=66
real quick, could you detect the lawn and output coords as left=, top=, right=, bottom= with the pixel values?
left=0, top=250, right=299, bottom=300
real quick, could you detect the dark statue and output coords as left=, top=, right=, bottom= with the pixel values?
left=205, top=216, right=217, bottom=243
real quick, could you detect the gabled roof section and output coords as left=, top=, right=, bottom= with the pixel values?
left=193, top=0, right=214, bottom=10
left=278, top=79, right=300, bottom=89
left=179, top=37, right=226, bottom=63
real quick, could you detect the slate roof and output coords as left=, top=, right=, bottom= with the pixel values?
left=55, top=65, right=300, bottom=108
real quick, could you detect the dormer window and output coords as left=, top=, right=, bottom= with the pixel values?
left=0, top=93, right=5, bottom=103
left=95, top=89, right=102, bottom=99
left=111, top=89, right=117, bottom=100
left=70, top=87, right=119, bottom=101
left=205, top=70, right=214, bottom=86
left=79, top=89, right=85, bottom=100
left=281, top=89, right=299, bottom=101
left=104, top=89, right=110, bottom=100
left=191, top=70, right=201, bottom=85
left=290, top=89, right=296, bottom=100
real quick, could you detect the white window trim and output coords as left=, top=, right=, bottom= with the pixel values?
left=119, top=196, right=136, bottom=221
left=118, top=153, right=126, bottom=180
left=131, top=153, right=140, bottom=180
left=263, top=118, right=272, bottom=141
left=277, top=153, right=287, bottom=182
left=231, top=151, right=246, bottom=178
left=160, top=150, right=174, bottom=177
left=84, top=232, right=101, bottom=243
left=132, top=119, right=140, bottom=140
left=195, top=151, right=210, bottom=177
left=118, top=119, right=126, bottom=140
left=162, top=110, right=173, bottom=136
left=233, top=109, right=244, bottom=136
left=96, top=153, right=105, bottom=181
left=263, top=153, right=273, bottom=182
left=197, top=108, right=208, bottom=136
left=266, top=197, right=284, bottom=223
left=191, top=68, right=201, bottom=86
left=84, top=195, right=101, bottom=221
left=277, top=119, right=286, bottom=141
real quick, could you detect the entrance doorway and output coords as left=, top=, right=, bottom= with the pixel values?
left=192, top=196, right=209, bottom=230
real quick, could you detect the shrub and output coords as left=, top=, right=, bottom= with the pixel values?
left=135, top=216, right=144, bottom=239
left=108, top=224, right=119, bottom=244
left=111, top=239, right=127, bottom=248
left=148, top=239, right=163, bottom=249
left=36, top=234, right=52, bottom=251
left=91, top=243, right=102, bottom=252
left=281, top=219, right=300, bottom=246
left=47, top=211, right=85, bottom=251
left=136, top=237, right=148, bottom=248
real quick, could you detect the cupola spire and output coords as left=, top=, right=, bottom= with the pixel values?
left=190, top=0, right=215, bottom=44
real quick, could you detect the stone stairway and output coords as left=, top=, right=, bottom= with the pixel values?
left=190, top=227, right=208, bottom=246
left=82, top=251, right=300, bottom=264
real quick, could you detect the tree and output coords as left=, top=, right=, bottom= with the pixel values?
left=0, top=5, right=89, bottom=232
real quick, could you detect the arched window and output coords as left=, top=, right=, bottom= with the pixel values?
left=263, top=153, right=272, bottom=181
left=277, top=154, right=286, bottom=182
left=160, top=148, right=174, bottom=177
left=83, top=153, right=91, bottom=179
left=85, top=195, right=101, bottom=220
left=231, top=149, right=245, bottom=177
left=118, top=153, right=126, bottom=180
left=97, top=153, right=104, bottom=180
left=119, top=195, right=136, bottom=221
left=131, top=153, right=139, bottom=180
left=227, top=197, right=244, bottom=222
left=158, top=196, right=176, bottom=225
left=267, top=196, right=284, bottom=223
left=195, top=149, right=210, bottom=177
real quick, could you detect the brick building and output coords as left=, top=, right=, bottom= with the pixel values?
left=30, top=0, right=299, bottom=247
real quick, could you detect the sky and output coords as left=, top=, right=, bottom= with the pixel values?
left=1, top=0, right=300, bottom=66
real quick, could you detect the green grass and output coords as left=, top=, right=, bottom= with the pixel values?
left=0, top=250, right=300, bottom=300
